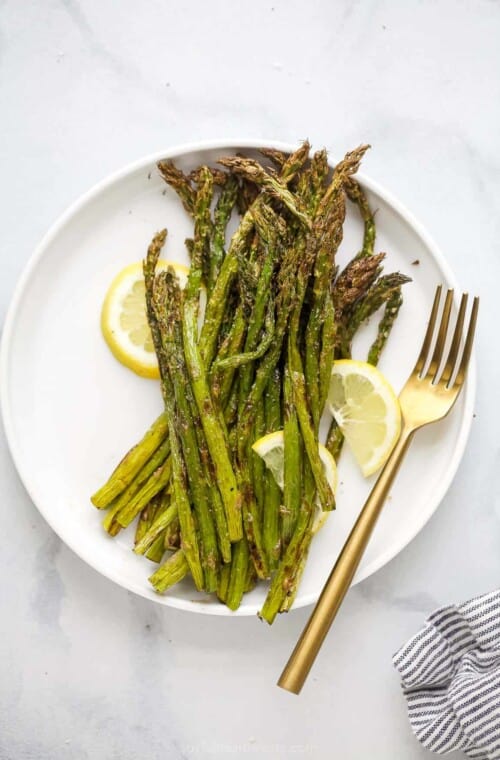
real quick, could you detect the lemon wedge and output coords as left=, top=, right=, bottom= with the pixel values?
left=101, top=260, right=190, bottom=379
left=251, top=430, right=337, bottom=534
left=327, top=360, right=401, bottom=477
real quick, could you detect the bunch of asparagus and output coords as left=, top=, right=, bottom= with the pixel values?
left=91, top=142, right=410, bottom=621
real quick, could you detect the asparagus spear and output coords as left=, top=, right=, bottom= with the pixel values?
left=217, top=563, right=231, bottom=603
left=367, top=288, right=404, bottom=366
left=251, top=397, right=266, bottom=517
left=333, top=253, right=385, bottom=323
left=209, top=175, right=239, bottom=294
left=259, top=147, right=289, bottom=170
left=143, top=230, right=204, bottom=590
left=182, top=168, right=242, bottom=542
left=244, top=564, right=258, bottom=593
left=263, top=368, right=282, bottom=569
left=235, top=204, right=284, bottom=413
left=164, top=515, right=181, bottom=551
left=218, top=156, right=311, bottom=229
left=210, top=305, right=247, bottom=411
left=345, top=177, right=376, bottom=259
left=157, top=161, right=195, bottom=214
left=326, top=422, right=345, bottom=461
left=135, top=501, right=178, bottom=556
left=236, top=176, right=260, bottom=215
left=304, top=146, right=370, bottom=428
left=188, top=166, right=228, bottom=186
left=101, top=438, right=170, bottom=535
left=340, top=272, right=411, bottom=358
left=135, top=499, right=158, bottom=546
left=226, top=536, right=250, bottom=611
left=149, top=550, right=189, bottom=593
left=318, top=294, right=336, bottom=420
left=260, top=464, right=316, bottom=624
left=116, top=458, right=172, bottom=528
left=145, top=534, right=167, bottom=564
left=91, top=413, right=168, bottom=508
left=154, top=270, right=220, bottom=591
left=289, top=339, right=335, bottom=511
left=211, top=298, right=274, bottom=373
left=282, top=360, right=302, bottom=546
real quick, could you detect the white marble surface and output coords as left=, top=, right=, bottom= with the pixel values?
left=1, top=1, right=499, bottom=758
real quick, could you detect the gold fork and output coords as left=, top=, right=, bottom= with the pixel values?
left=278, top=285, right=479, bottom=695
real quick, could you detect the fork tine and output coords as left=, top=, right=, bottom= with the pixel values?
left=440, top=294, right=468, bottom=385
left=415, top=285, right=442, bottom=375
left=426, top=289, right=454, bottom=380
left=454, top=296, right=479, bottom=387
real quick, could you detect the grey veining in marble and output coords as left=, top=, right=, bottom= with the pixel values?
left=1, top=1, right=500, bottom=758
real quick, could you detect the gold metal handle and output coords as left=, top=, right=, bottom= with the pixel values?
left=277, top=426, right=415, bottom=694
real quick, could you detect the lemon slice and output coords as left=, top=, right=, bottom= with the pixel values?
left=327, top=360, right=401, bottom=477
left=251, top=430, right=337, bottom=534
left=101, top=260, right=190, bottom=379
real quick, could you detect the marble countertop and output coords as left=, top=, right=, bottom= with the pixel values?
left=1, top=1, right=499, bottom=758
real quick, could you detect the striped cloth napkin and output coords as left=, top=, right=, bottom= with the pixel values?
left=393, top=589, right=500, bottom=758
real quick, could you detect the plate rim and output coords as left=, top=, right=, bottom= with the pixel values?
left=0, top=138, right=476, bottom=616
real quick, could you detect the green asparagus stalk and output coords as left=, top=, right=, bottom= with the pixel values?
left=333, top=253, right=385, bottom=323
left=164, top=516, right=181, bottom=551
left=218, top=156, right=311, bottom=229
left=345, top=177, right=376, bottom=259
left=326, top=421, right=345, bottom=461
left=251, top=397, right=266, bottom=517
left=198, top=419, right=232, bottom=564
left=212, top=299, right=274, bottom=374
left=135, top=501, right=178, bottom=556
left=260, top=465, right=315, bottom=624
left=216, top=563, right=231, bottom=603
left=102, top=437, right=171, bottom=535
left=263, top=368, right=282, bottom=569
left=145, top=534, right=167, bottom=564
left=154, top=270, right=220, bottom=591
left=135, top=499, right=157, bottom=546
left=226, top=536, right=250, bottom=611
left=143, top=229, right=204, bottom=590
left=244, top=564, right=258, bottom=593
left=182, top=169, right=242, bottom=542
left=91, top=413, right=168, bottom=508
left=367, top=288, right=404, bottom=366
left=340, top=273, right=411, bottom=358
left=208, top=175, right=239, bottom=294
left=304, top=147, right=370, bottom=428
left=149, top=550, right=189, bottom=593
left=116, top=458, right=172, bottom=528
left=236, top=177, right=260, bottom=216
left=259, top=147, right=289, bottom=169
left=199, top=213, right=253, bottom=367
left=235, top=204, right=284, bottom=413
left=157, top=161, right=196, bottom=214
left=282, top=360, right=302, bottom=546
left=289, top=340, right=335, bottom=511
left=210, top=305, right=246, bottom=411
left=318, top=294, right=336, bottom=420
left=189, top=166, right=228, bottom=187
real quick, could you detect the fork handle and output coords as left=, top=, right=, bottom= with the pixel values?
left=278, top=426, right=414, bottom=694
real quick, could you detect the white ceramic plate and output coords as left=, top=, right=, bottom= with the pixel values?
left=0, top=140, right=475, bottom=616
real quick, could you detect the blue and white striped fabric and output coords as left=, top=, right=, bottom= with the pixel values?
left=393, top=590, right=500, bottom=758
